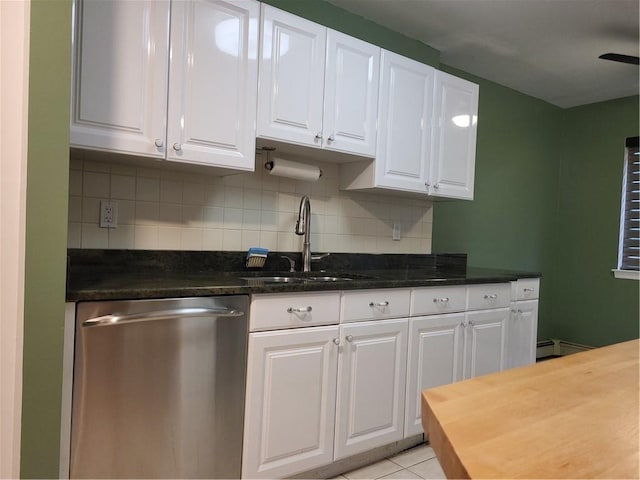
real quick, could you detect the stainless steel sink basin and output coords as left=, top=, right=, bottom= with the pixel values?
left=242, top=275, right=358, bottom=283
left=241, top=276, right=306, bottom=283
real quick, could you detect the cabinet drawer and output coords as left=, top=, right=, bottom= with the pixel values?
left=340, top=289, right=410, bottom=323
left=250, top=292, right=341, bottom=331
left=514, top=278, right=540, bottom=301
left=467, top=283, right=511, bottom=311
left=410, top=286, right=466, bottom=316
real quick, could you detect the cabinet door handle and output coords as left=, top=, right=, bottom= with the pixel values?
left=327, top=134, right=335, bottom=142
left=425, top=182, right=431, bottom=187
left=468, top=319, right=474, bottom=326
left=511, top=309, right=518, bottom=314
left=369, top=301, right=389, bottom=307
left=154, top=138, right=164, bottom=148
left=315, top=132, right=323, bottom=140
left=332, top=338, right=340, bottom=346
left=484, top=294, right=498, bottom=299
left=433, top=183, right=440, bottom=189
left=173, top=143, right=182, bottom=152
left=433, top=297, right=450, bottom=303
left=517, top=309, right=523, bottom=314
left=287, top=306, right=312, bottom=313
left=345, top=335, right=354, bottom=343
left=523, top=287, right=535, bottom=292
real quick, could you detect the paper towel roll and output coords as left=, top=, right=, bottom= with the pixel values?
left=265, top=157, right=322, bottom=181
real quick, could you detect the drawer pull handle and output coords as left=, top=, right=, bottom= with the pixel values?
left=345, top=335, right=354, bottom=342
left=484, top=294, right=498, bottom=300
left=523, top=287, right=535, bottom=292
left=332, top=338, right=340, bottom=346
left=287, top=306, right=312, bottom=314
left=433, top=297, right=450, bottom=303
left=468, top=320, right=474, bottom=326
left=369, top=301, right=389, bottom=307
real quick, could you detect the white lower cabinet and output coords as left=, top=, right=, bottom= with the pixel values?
left=242, top=326, right=339, bottom=479
left=463, top=308, right=509, bottom=379
left=334, top=318, right=408, bottom=460
left=405, top=313, right=465, bottom=436
left=508, top=300, right=539, bottom=368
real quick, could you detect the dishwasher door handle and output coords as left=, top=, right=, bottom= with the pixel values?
left=83, top=307, right=245, bottom=327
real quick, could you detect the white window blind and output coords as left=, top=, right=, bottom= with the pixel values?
left=618, top=136, right=639, bottom=271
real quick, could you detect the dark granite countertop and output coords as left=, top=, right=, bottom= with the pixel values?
left=66, top=250, right=540, bottom=302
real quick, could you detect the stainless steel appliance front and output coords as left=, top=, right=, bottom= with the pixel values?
left=70, top=296, right=249, bottom=479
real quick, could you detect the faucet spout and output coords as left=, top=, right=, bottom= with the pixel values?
left=295, top=196, right=312, bottom=272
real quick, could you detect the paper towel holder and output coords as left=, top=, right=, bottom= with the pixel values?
left=260, top=147, right=323, bottom=178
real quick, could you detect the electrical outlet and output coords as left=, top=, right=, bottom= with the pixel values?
left=100, top=201, right=118, bottom=228
left=392, top=223, right=401, bottom=241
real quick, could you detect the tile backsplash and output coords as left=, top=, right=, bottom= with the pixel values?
left=68, top=153, right=433, bottom=253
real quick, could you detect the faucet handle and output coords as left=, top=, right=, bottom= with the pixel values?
left=281, top=255, right=296, bottom=272
left=311, top=252, right=330, bottom=262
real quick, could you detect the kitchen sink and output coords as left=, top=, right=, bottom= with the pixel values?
left=242, top=275, right=357, bottom=283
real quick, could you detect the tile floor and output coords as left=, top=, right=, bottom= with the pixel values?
left=333, top=443, right=445, bottom=480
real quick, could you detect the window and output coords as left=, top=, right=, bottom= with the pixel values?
left=614, top=136, right=639, bottom=279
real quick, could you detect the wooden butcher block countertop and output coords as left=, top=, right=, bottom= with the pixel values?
left=421, top=339, right=639, bottom=479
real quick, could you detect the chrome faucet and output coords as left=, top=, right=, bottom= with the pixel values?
left=295, top=195, right=312, bottom=272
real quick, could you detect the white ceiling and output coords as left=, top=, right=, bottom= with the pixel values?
left=328, top=0, right=639, bottom=108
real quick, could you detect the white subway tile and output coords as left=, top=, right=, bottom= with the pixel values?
left=110, top=164, right=136, bottom=176
left=243, top=188, right=262, bottom=210
left=81, top=223, right=109, bottom=248
left=111, top=175, right=136, bottom=200
left=202, top=229, right=223, bottom=250
left=276, top=232, right=295, bottom=251
left=180, top=228, right=203, bottom=250
left=241, top=230, right=261, bottom=250
left=223, top=208, right=243, bottom=230
left=260, top=210, right=277, bottom=232
left=222, top=229, right=242, bottom=250
left=137, top=167, right=161, bottom=179
left=118, top=200, right=136, bottom=225
left=136, top=177, right=160, bottom=202
left=259, top=231, right=278, bottom=250
left=134, top=225, right=159, bottom=249
left=242, top=209, right=262, bottom=229
left=182, top=205, right=203, bottom=227
left=224, top=186, right=243, bottom=208
left=68, top=196, right=82, bottom=223
left=135, top=201, right=159, bottom=225
left=67, top=222, right=81, bottom=248
left=81, top=197, right=101, bottom=223
left=222, top=173, right=244, bottom=187
left=83, top=172, right=110, bottom=198
left=84, top=161, right=111, bottom=173
left=204, top=185, right=225, bottom=207
left=158, top=203, right=182, bottom=225
left=69, top=170, right=83, bottom=196
left=261, top=190, right=278, bottom=210
left=160, top=180, right=183, bottom=203
left=109, top=225, right=135, bottom=249
left=203, top=207, right=224, bottom=228
left=183, top=182, right=205, bottom=205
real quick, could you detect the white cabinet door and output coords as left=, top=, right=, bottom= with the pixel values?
left=508, top=300, right=539, bottom=368
left=242, top=326, right=339, bottom=479
left=334, top=318, right=408, bottom=460
left=404, top=313, right=465, bottom=437
left=257, top=4, right=326, bottom=147
left=375, top=50, right=434, bottom=193
left=70, top=0, right=170, bottom=157
left=323, top=30, right=379, bottom=157
left=167, top=0, right=258, bottom=170
left=430, top=70, right=478, bottom=200
left=464, top=308, right=508, bottom=379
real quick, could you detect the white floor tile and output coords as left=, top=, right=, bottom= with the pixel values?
left=407, top=458, right=446, bottom=480
left=388, top=444, right=436, bottom=468
left=343, top=459, right=402, bottom=479
left=378, top=468, right=422, bottom=479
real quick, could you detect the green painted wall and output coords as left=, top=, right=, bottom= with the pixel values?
left=550, top=96, right=639, bottom=346
left=432, top=66, right=563, bottom=341
left=261, top=0, right=440, bottom=66
left=21, top=0, right=71, bottom=477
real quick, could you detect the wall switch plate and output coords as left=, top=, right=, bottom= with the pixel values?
left=100, top=200, right=118, bottom=228
left=392, top=223, right=401, bottom=241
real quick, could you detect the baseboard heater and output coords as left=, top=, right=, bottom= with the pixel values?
left=536, top=338, right=594, bottom=360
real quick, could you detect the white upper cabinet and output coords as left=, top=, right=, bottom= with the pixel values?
left=71, top=0, right=259, bottom=172
left=323, top=30, right=380, bottom=157
left=375, top=50, right=435, bottom=193
left=166, top=0, right=259, bottom=170
left=257, top=5, right=379, bottom=157
left=430, top=70, right=479, bottom=200
left=70, top=0, right=170, bottom=158
left=257, top=5, right=326, bottom=147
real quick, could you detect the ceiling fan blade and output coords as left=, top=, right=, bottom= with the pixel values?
left=599, top=53, right=639, bottom=65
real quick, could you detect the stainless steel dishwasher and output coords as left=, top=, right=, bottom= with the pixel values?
left=69, top=296, right=249, bottom=479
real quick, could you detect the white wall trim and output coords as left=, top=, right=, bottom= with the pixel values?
left=612, top=269, right=640, bottom=281
left=0, top=0, right=30, bottom=477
